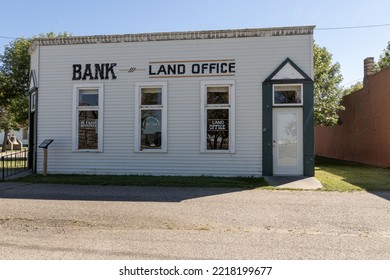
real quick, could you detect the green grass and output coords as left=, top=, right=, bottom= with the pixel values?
left=13, top=157, right=390, bottom=191
left=315, top=157, right=390, bottom=191
left=17, top=173, right=269, bottom=189
left=1, top=160, right=27, bottom=169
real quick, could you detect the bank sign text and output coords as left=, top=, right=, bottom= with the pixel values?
left=72, top=63, right=117, bottom=80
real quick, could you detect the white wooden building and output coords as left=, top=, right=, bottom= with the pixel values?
left=28, top=26, right=315, bottom=177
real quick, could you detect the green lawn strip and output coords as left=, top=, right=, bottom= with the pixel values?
left=14, top=157, right=390, bottom=191
left=1, top=159, right=27, bottom=169
left=315, top=157, right=390, bottom=191
left=17, top=174, right=269, bottom=189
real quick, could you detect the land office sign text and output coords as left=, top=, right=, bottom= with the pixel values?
left=149, top=59, right=236, bottom=78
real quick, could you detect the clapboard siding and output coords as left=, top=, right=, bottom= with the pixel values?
left=33, top=30, right=313, bottom=176
left=30, top=49, right=39, bottom=86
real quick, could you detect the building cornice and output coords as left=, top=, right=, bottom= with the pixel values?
left=28, top=25, right=315, bottom=54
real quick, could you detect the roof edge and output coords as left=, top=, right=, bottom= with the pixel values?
left=28, top=25, right=315, bottom=54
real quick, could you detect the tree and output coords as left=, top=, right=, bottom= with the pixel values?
left=313, top=43, right=344, bottom=126
left=343, top=81, right=363, bottom=96
left=0, top=33, right=71, bottom=151
left=0, top=37, right=31, bottom=151
left=376, top=41, right=390, bottom=71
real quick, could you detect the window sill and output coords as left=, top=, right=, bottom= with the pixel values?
left=135, top=149, right=167, bottom=153
left=72, top=149, right=103, bottom=153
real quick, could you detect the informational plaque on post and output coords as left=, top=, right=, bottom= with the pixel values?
left=38, top=139, right=53, bottom=149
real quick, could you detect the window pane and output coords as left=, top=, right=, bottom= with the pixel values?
left=141, top=110, right=162, bottom=149
left=78, top=110, right=98, bottom=149
left=141, top=88, right=162, bottom=105
left=274, top=85, right=302, bottom=104
left=207, top=86, right=229, bottom=104
left=207, top=109, right=229, bottom=150
left=277, top=112, right=298, bottom=167
left=79, top=89, right=98, bottom=106
left=31, top=92, right=36, bottom=111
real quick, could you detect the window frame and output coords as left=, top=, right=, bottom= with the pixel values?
left=30, top=92, right=36, bottom=112
left=134, top=82, right=168, bottom=153
left=272, top=84, right=303, bottom=106
left=72, top=83, right=104, bottom=152
left=200, top=80, right=235, bottom=153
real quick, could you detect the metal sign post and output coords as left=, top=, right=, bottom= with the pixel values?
left=38, top=139, right=53, bottom=176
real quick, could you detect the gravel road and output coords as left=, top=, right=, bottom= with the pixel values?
left=1, top=182, right=389, bottom=259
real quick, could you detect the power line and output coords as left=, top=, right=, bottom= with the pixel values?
left=317, top=23, right=390, bottom=30
left=341, top=78, right=363, bottom=87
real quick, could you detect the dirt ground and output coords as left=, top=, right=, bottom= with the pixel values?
left=1, top=182, right=390, bottom=259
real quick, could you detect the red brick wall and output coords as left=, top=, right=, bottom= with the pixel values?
left=315, top=66, right=390, bottom=167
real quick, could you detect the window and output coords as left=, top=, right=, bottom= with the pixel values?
left=135, top=82, right=167, bottom=152
left=22, top=128, right=28, bottom=140
left=72, top=84, right=103, bottom=152
left=201, top=81, right=235, bottom=153
left=30, top=92, right=36, bottom=112
left=273, top=84, right=303, bottom=106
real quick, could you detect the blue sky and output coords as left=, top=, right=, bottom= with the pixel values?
left=1, top=0, right=389, bottom=86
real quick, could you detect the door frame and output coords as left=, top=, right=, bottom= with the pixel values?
left=262, top=58, right=314, bottom=176
left=28, top=70, right=38, bottom=172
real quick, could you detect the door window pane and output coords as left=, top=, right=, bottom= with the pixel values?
left=207, top=109, right=229, bottom=150
left=277, top=112, right=297, bottom=167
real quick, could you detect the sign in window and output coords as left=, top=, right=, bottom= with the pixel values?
left=207, top=109, right=229, bottom=150
left=78, top=110, right=98, bottom=150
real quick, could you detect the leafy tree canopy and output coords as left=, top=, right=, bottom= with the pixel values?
left=0, top=32, right=70, bottom=151
left=313, top=43, right=344, bottom=126
left=0, top=37, right=31, bottom=148
left=376, top=41, right=390, bottom=71
left=343, top=81, right=363, bottom=96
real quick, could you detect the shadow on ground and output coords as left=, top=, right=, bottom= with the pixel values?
left=0, top=182, right=249, bottom=203
left=367, top=191, right=390, bottom=201
left=264, top=176, right=322, bottom=190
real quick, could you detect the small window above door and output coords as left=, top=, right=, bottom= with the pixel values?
left=273, top=84, right=303, bottom=106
